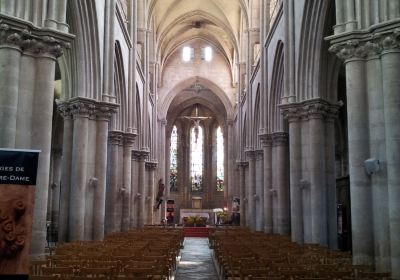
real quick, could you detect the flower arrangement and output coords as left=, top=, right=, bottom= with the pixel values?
left=216, top=211, right=229, bottom=224
left=183, top=216, right=207, bottom=227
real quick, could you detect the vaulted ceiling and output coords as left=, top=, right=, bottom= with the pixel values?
left=148, top=0, right=248, bottom=69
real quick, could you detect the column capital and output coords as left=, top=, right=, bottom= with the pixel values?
left=94, top=101, right=119, bottom=121
left=259, top=133, right=272, bottom=147
left=68, top=98, right=97, bottom=118
left=255, top=149, right=264, bottom=160
left=244, top=149, right=256, bottom=160
left=145, top=161, right=158, bottom=170
left=280, top=104, right=302, bottom=123
left=281, top=99, right=341, bottom=122
left=303, top=100, right=329, bottom=119
left=57, top=98, right=119, bottom=121
left=0, top=15, right=73, bottom=58
left=327, top=24, right=400, bottom=61
left=123, top=133, right=137, bottom=147
left=132, top=150, right=149, bottom=161
left=272, top=132, right=288, bottom=146
left=108, top=131, right=124, bottom=145
left=160, top=118, right=167, bottom=126
left=226, top=119, right=234, bottom=126
left=236, top=161, right=248, bottom=168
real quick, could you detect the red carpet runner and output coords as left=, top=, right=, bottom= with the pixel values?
left=183, top=227, right=209, bottom=237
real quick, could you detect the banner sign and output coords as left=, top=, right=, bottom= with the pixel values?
left=0, top=149, right=40, bottom=185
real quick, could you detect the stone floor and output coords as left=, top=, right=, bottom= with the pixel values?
left=175, top=237, right=219, bottom=280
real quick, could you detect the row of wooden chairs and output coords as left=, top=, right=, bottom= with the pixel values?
left=209, top=228, right=391, bottom=280
left=30, top=228, right=184, bottom=279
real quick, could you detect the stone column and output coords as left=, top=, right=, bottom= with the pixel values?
left=93, top=103, right=117, bottom=240
left=246, top=151, right=256, bottom=230
left=30, top=48, right=62, bottom=254
left=133, top=150, right=149, bottom=228
left=146, top=161, right=157, bottom=224
left=121, top=133, right=136, bottom=231
left=326, top=106, right=339, bottom=249
left=238, top=162, right=248, bottom=227
left=16, top=50, right=35, bottom=148
left=381, top=33, right=400, bottom=278
left=306, top=102, right=327, bottom=245
left=330, top=42, right=373, bottom=265
left=273, top=132, right=290, bottom=235
left=68, top=100, right=92, bottom=241
left=255, top=150, right=264, bottom=231
left=105, top=131, right=123, bottom=234
left=102, top=0, right=116, bottom=102
left=260, top=134, right=273, bottom=233
left=0, top=25, right=22, bottom=147
left=130, top=155, right=139, bottom=228
left=159, top=120, right=167, bottom=222
left=50, top=148, right=62, bottom=240
left=57, top=105, right=73, bottom=243
left=282, top=106, right=303, bottom=243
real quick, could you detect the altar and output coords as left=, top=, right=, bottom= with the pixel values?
left=180, top=208, right=215, bottom=225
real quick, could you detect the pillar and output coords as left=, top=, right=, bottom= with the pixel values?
left=146, top=162, right=157, bottom=224
left=93, top=104, right=117, bottom=240
left=105, top=131, right=123, bottom=234
left=366, top=51, right=390, bottom=270
left=102, top=0, right=116, bottom=102
left=31, top=51, right=57, bottom=253
left=50, top=148, right=62, bottom=240
left=255, top=150, right=264, bottom=231
left=0, top=26, right=21, bottom=147
left=134, top=150, right=149, bottom=228
left=130, top=155, right=139, bottom=228
left=260, top=134, right=273, bottom=233
left=58, top=106, right=73, bottom=242
left=68, top=100, right=91, bottom=241
left=282, top=106, right=303, bottom=243
left=238, top=162, right=248, bottom=227
left=330, top=42, right=374, bottom=264
left=381, top=34, right=400, bottom=278
left=121, top=133, right=136, bottom=231
left=246, top=151, right=256, bottom=230
left=307, top=103, right=327, bottom=245
left=273, top=132, right=290, bottom=235
left=326, top=107, right=339, bottom=249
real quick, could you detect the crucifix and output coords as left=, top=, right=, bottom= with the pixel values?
left=182, top=106, right=212, bottom=143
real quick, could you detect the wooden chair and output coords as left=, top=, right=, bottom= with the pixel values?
left=358, top=271, right=391, bottom=279
left=30, top=259, right=49, bottom=276
left=29, top=276, right=58, bottom=280
left=41, top=266, right=75, bottom=278
left=79, top=267, right=114, bottom=278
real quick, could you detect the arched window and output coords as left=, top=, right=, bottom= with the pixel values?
left=169, top=126, right=178, bottom=191
left=191, top=125, right=203, bottom=191
left=216, top=126, right=224, bottom=191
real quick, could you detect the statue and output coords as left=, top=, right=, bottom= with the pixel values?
left=154, top=179, right=165, bottom=210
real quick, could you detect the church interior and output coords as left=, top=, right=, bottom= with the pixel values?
left=0, top=0, right=400, bottom=279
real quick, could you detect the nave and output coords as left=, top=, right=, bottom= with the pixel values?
left=28, top=227, right=392, bottom=280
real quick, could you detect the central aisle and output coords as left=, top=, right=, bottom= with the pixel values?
left=175, top=237, right=219, bottom=280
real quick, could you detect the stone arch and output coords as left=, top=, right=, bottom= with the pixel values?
left=253, top=84, right=262, bottom=148
left=269, top=40, right=285, bottom=133
left=297, top=0, right=338, bottom=102
left=159, top=77, right=234, bottom=121
left=111, top=41, right=127, bottom=131
left=62, top=0, right=101, bottom=100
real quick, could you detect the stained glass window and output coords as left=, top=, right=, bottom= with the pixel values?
left=216, top=126, right=224, bottom=191
left=191, top=125, right=203, bottom=191
left=170, top=126, right=178, bottom=191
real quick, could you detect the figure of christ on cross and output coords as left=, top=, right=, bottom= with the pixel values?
left=181, top=105, right=212, bottom=143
